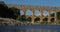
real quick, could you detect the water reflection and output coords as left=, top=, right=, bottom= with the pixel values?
left=0, top=25, right=60, bottom=32
left=7, top=29, right=60, bottom=32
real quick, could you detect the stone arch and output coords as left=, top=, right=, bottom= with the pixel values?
left=26, top=17, right=32, bottom=22
left=43, top=17, right=48, bottom=24
left=43, top=9, right=48, bottom=17
left=34, top=9, right=40, bottom=16
left=50, top=8, right=55, bottom=17
left=51, top=18, right=54, bottom=24
left=45, top=8, right=53, bottom=24
left=26, top=9, right=32, bottom=16
left=34, top=17, right=40, bottom=23
left=20, top=10, right=24, bottom=16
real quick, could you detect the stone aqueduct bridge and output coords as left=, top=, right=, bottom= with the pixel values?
left=6, top=4, right=60, bottom=24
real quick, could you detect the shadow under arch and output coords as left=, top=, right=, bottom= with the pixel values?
left=34, top=17, right=40, bottom=23
left=26, top=17, right=32, bottom=22
left=43, top=17, right=48, bottom=24
left=51, top=18, right=54, bottom=24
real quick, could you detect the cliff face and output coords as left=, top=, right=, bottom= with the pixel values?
left=0, top=18, right=20, bottom=26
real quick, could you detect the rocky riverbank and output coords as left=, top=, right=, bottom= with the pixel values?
left=0, top=18, right=21, bottom=26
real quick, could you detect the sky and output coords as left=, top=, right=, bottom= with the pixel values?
left=0, top=0, right=60, bottom=16
left=1, top=0, right=60, bottom=7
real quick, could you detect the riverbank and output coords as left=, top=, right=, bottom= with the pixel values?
left=0, top=18, right=21, bottom=26
left=0, top=18, right=60, bottom=26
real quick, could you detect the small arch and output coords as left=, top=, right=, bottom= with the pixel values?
left=34, top=17, right=40, bottom=23
left=50, top=12, right=55, bottom=17
left=34, top=10, right=40, bottom=16
left=51, top=18, right=54, bottom=23
left=26, top=9, right=32, bottom=16
left=43, top=9, right=48, bottom=16
left=43, top=17, right=48, bottom=24
left=50, top=8, right=55, bottom=11
left=20, top=10, right=24, bottom=16
left=50, top=9, right=55, bottom=17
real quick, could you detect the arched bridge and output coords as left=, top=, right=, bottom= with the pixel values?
left=6, top=4, right=60, bottom=24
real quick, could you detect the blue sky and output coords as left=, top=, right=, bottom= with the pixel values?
left=1, top=0, right=60, bottom=16
left=2, top=0, right=60, bottom=7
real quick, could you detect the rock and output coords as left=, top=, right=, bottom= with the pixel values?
left=0, top=18, right=20, bottom=26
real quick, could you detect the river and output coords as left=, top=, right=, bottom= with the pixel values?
left=0, top=25, right=60, bottom=32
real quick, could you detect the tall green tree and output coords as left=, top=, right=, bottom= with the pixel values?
left=9, top=7, right=20, bottom=19
left=0, top=1, right=20, bottom=19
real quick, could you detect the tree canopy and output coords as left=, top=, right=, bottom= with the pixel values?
left=0, top=2, right=20, bottom=19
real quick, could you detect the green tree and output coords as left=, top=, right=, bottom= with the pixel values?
left=57, top=12, right=60, bottom=19
left=0, top=1, right=9, bottom=17
left=51, top=13, right=54, bottom=17
left=16, top=16, right=21, bottom=21
left=57, top=12, right=60, bottom=23
left=9, top=7, right=20, bottom=19
left=20, top=15, right=26, bottom=22
left=0, top=1, right=20, bottom=19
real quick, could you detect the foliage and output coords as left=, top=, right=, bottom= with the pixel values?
left=0, top=2, right=20, bottom=19
left=16, top=15, right=26, bottom=22
left=57, top=12, right=60, bottom=19
left=16, top=16, right=21, bottom=21
left=9, top=7, right=20, bottom=19
left=51, top=13, right=54, bottom=17
left=21, top=15, right=26, bottom=21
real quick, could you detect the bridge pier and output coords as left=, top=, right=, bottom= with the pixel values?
left=54, top=9, right=57, bottom=24
left=47, top=9, right=51, bottom=24
left=39, top=8, right=43, bottom=24
left=31, top=9, right=35, bottom=24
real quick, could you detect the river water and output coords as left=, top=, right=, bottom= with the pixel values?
left=0, top=25, right=60, bottom=32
